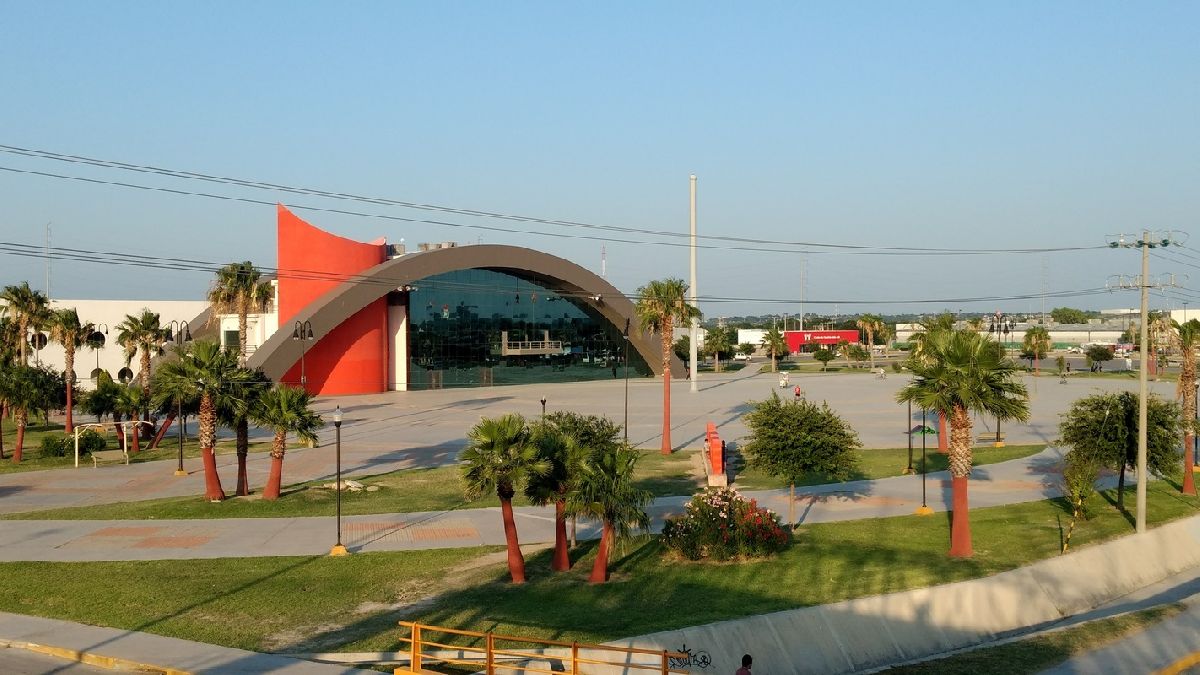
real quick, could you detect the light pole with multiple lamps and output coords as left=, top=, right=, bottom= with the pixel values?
left=88, top=324, right=109, bottom=380
left=165, top=320, right=193, bottom=476
left=988, top=313, right=1014, bottom=446
left=330, top=406, right=349, bottom=557
left=292, top=320, right=315, bottom=390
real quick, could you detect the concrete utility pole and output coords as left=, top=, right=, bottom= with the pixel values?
left=1108, top=230, right=1179, bottom=534
left=689, top=174, right=699, bottom=392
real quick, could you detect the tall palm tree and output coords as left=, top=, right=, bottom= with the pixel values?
left=1022, top=326, right=1052, bottom=375
left=1172, top=319, right=1199, bottom=496
left=568, top=444, right=651, bottom=583
left=897, top=329, right=1029, bottom=557
left=251, top=385, right=322, bottom=501
left=635, top=278, right=701, bottom=455
left=49, top=308, right=93, bottom=434
left=460, top=414, right=547, bottom=583
left=1, top=282, right=51, bottom=365
left=524, top=421, right=586, bottom=572
left=154, top=341, right=250, bottom=500
left=856, top=314, right=884, bottom=370
left=208, top=261, right=273, bottom=366
left=760, top=327, right=788, bottom=373
left=908, top=312, right=957, bottom=452
left=116, top=309, right=164, bottom=436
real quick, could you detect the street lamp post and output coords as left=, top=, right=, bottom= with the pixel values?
left=330, top=406, right=348, bottom=557
left=166, top=320, right=193, bottom=476
left=916, top=410, right=933, bottom=516
left=988, top=313, right=1014, bottom=447
left=90, top=324, right=109, bottom=380
left=540, top=396, right=547, bottom=418
left=292, top=320, right=315, bottom=390
left=904, top=400, right=914, bottom=474
left=623, top=321, right=631, bottom=444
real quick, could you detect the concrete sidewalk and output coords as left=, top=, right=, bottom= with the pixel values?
left=0, top=447, right=1092, bottom=562
left=0, top=611, right=358, bottom=673
left=0, top=371, right=1167, bottom=515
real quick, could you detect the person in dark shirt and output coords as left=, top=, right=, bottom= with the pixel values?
left=736, top=653, right=752, bottom=675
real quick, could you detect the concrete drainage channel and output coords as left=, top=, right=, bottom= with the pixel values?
left=0, top=639, right=182, bottom=673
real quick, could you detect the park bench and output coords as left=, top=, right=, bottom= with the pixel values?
left=91, top=449, right=129, bottom=468
left=976, top=432, right=1006, bottom=443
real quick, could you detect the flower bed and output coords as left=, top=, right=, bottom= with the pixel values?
left=661, top=487, right=790, bottom=561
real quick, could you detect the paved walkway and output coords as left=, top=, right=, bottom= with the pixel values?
left=0, top=369, right=1168, bottom=515
left=0, top=446, right=1108, bottom=562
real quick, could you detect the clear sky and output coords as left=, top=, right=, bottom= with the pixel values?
left=2, top=2, right=1197, bottom=318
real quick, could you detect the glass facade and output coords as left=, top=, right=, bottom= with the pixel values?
left=407, top=269, right=651, bottom=389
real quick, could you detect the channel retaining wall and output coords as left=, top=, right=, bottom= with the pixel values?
left=605, top=514, right=1200, bottom=674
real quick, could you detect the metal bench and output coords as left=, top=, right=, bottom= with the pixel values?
left=91, top=449, right=129, bottom=468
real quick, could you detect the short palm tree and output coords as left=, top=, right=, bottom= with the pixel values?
left=208, top=261, right=273, bottom=366
left=116, top=309, right=164, bottom=435
left=219, top=369, right=272, bottom=496
left=6, top=365, right=60, bottom=462
left=251, top=385, right=322, bottom=500
left=49, top=308, right=93, bottom=434
left=760, top=327, right=788, bottom=373
left=568, top=444, right=651, bottom=583
left=908, top=313, right=957, bottom=452
left=523, top=421, right=587, bottom=571
left=704, top=326, right=732, bottom=373
left=1173, top=319, right=1200, bottom=496
left=154, top=341, right=251, bottom=500
left=1, top=282, right=50, bottom=365
left=115, top=384, right=149, bottom=453
left=461, top=414, right=547, bottom=583
left=897, top=329, right=1029, bottom=557
left=857, top=314, right=884, bottom=370
left=1022, top=326, right=1052, bottom=375
left=635, top=278, right=701, bottom=454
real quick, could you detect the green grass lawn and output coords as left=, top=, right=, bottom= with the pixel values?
left=4, top=448, right=706, bottom=521
left=730, top=444, right=1046, bottom=490
left=0, top=421, right=278, bottom=475
left=0, top=482, right=1193, bottom=655
left=883, top=603, right=1185, bottom=674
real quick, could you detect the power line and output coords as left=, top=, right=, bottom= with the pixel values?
left=0, top=144, right=1106, bottom=256
left=0, top=240, right=1111, bottom=307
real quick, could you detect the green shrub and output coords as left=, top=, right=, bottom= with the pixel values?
left=661, top=487, right=790, bottom=561
left=77, top=429, right=108, bottom=455
left=38, top=434, right=71, bottom=458
left=891, top=362, right=903, bottom=373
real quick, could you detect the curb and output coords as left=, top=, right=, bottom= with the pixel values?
left=0, top=638, right=189, bottom=674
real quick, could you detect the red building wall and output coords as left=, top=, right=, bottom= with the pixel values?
left=785, top=330, right=859, bottom=352
left=276, top=205, right=387, bottom=395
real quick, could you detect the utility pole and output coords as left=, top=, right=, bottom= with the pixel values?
left=1108, top=231, right=1179, bottom=534
left=689, top=174, right=699, bottom=393
left=44, top=223, right=51, bottom=299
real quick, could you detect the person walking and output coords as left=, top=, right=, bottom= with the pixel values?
left=736, top=654, right=752, bottom=675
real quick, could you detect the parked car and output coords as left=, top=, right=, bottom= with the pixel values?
left=733, top=353, right=752, bottom=361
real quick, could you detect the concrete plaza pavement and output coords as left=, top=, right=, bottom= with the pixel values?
left=0, top=366, right=1171, bottom=515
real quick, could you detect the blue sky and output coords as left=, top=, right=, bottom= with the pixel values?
left=1, top=2, right=1197, bottom=317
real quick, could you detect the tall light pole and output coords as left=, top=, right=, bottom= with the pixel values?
left=89, top=324, right=109, bottom=381
left=292, top=320, right=315, bottom=390
left=689, top=174, right=699, bottom=392
left=165, top=320, right=192, bottom=477
left=330, top=406, right=348, bottom=556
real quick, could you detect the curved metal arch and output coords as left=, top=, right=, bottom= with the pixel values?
left=246, top=244, right=681, bottom=384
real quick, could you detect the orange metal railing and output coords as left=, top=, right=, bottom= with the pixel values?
left=394, top=621, right=691, bottom=675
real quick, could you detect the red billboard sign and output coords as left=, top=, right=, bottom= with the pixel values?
left=784, top=330, right=859, bottom=351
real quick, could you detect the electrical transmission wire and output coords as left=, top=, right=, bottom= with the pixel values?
left=0, top=143, right=1107, bottom=256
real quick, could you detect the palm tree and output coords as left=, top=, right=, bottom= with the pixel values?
left=208, top=261, right=273, bottom=366
left=460, top=414, right=547, bottom=583
left=635, top=278, right=702, bottom=454
left=704, top=326, right=732, bottom=373
left=523, top=421, right=587, bottom=571
left=760, top=327, right=788, bottom=373
left=568, top=444, right=651, bottom=583
left=856, top=314, right=884, bottom=370
left=218, top=368, right=272, bottom=496
left=1, top=282, right=50, bottom=365
left=49, top=308, right=93, bottom=434
left=1173, top=319, right=1199, bottom=496
left=897, top=329, right=1029, bottom=557
left=251, top=385, right=322, bottom=500
left=908, top=313, right=957, bottom=452
left=6, top=365, right=61, bottom=463
left=1022, top=326, right=1052, bottom=375
left=114, top=384, right=148, bottom=454
left=116, top=309, right=164, bottom=436
left=154, top=340, right=250, bottom=500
